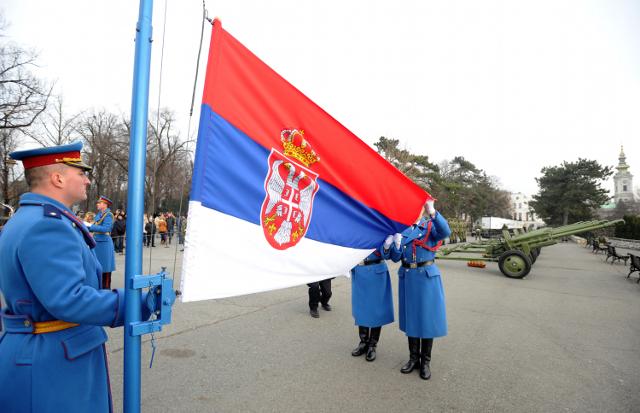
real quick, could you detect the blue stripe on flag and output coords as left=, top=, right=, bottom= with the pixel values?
left=191, top=104, right=407, bottom=249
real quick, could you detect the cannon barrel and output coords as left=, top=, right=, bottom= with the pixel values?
left=544, top=219, right=622, bottom=239
left=510, top=219, right=622, bottom=243
left=509, top=221, right=592, bottom=241
left=523, top=239, right=563, bottom=250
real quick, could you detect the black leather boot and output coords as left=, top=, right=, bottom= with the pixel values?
left=351, top=326, right=369, bottom=356
left=400, top=337, right=420, bottom=373
left=102, top=272, right=112, bottom=290
left=420, top=338, right=433, bottom=380
left=366, top=327, right=381, bottom=362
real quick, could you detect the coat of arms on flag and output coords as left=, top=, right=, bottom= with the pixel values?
left=261, top=129, right=320, bottom=250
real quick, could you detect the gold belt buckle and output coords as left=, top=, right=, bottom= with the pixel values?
left=410, top=262, right=418, bottom=269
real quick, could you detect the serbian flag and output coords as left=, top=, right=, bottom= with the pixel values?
left=180, top=19, right=430, bottom=302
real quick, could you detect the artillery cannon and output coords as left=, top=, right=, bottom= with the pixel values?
left=436, top=219, right=624, bottom=279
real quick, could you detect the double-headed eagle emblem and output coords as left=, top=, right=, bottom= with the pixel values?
left=260, top=129, right=320, bottom=250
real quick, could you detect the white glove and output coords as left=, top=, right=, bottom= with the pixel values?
left=393, top=233, right=402, bottom=249
left=383, top=234, right=394, bottom=249
left=426, top=200, right=436, bottom=216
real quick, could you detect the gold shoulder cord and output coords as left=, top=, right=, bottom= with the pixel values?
left=95, top=211, right=114, bottom=226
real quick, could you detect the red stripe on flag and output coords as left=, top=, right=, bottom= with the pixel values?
left=202, top=19, right=430, bottom=225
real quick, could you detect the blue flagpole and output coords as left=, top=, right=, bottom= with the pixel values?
left=124, top=1, right=153, bottom=412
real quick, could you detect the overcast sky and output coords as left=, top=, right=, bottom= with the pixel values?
left=3, top=0, right=640, bottom=197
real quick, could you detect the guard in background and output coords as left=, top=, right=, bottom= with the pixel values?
left=350, top=235, right=394, bottom=361
left=0, top=141, right=150, bottom=413
left=307, top=278, right=332, bottom=318
left=90, top=195, right=115, bottom=289
left=391, top=199, right=450, bottom=380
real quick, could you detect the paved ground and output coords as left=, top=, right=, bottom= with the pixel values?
left=105, top=241, right=640, bottom=412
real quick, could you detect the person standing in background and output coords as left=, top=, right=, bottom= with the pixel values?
left=307, top=278, right=332, bottom=318
left=89, top=196, right=116, bottom=289
left=112, top=213, right=126, bottom=254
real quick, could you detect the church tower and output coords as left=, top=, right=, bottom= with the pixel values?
left=613, top=146, right=634, bottom=203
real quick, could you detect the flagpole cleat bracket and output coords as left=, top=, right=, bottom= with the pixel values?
left=130, top=267, right=177, bottom=337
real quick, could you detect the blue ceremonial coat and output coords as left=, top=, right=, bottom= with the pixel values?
left=89, top=208, right=115, bottom=272
left=390, top=212, right=451, bottom=338
left=0, top=193, right=126, bottom=413
left=350, top=246, right=394, bottom=327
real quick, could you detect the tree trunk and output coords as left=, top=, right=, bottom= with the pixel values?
left=562, top=209, right=569, bottom=226
left=2, top=163, right=9, bottom=217
left=150, top=176, right=158, bottom=214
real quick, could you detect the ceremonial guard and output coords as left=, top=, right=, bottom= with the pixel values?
left=350, top=237, right=394, bottom=361
left=0, top=142, right=149, bottom=412
left=390, top=199, right=450, bottom=380
left=89, top=195, right=116, bottom=289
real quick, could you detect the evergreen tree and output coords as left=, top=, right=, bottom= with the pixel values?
left=530, top=159, right=612, bottom=225
left=373, top=137, right=511, bottom=221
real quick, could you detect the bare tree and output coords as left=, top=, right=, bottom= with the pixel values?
left=0, top=128, right=20, bottom=213
left=76, top=110, right=129, bottom=211
left=0, top=44, right=52, bottom=131
left=71, top=109, right=193, bottom=214
left=0, top=14, right=196, bottom=216
left=0, top=17, right=51, bottom=214
left=23, top=95, right=82, bottom=146
left=146, top=109, right=193, bottom=213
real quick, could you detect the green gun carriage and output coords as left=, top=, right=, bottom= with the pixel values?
left=436, top=219, right=623, bottom=279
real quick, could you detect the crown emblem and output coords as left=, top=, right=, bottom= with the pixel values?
left=280, top=129, right=320, bottom=167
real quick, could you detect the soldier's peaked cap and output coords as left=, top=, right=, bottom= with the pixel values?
left=97, top=195, right=112, bottom=206
left=10, top=141, right=92, bottom=172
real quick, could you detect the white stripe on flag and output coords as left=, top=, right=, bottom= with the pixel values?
left=180, top=201, right=372, bottom=302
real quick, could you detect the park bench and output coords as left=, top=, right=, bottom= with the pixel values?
left=627, top=254, right=640, bottom=283
left=605, top=245, right=630, bottom=265
left=592, top=240, right=608, bottom=254
left=584, top=236, right=593, bottom=248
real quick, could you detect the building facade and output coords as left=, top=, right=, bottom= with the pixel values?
left=510, top=192, right=543, bottom=224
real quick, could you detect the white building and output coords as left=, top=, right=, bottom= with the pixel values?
left=510, top=192, right=543, bottom=224
left=613, top=146, right=635, bottom=204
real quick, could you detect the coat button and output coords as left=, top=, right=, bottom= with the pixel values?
left=23, top=320, right=31, bottom=327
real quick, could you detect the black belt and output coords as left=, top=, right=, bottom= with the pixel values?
left=402, top=260, right=434, bottom=269
left=363, top=259, right=383, bottom=266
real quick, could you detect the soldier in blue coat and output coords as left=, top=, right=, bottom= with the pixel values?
left=89, top=195, right=116, bottom=289
left=350, top=236, right=394, bottom=361
left=390, top=199, right=451, bottom=380
left=0, top=141, right=150, bottom=413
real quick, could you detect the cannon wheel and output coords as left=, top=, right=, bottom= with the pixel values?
left=498, top=250, right=532, bottom=279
